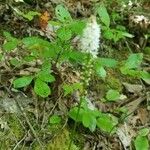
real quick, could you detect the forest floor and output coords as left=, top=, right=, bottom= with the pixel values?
left=0, top=0, right=150, bottom=150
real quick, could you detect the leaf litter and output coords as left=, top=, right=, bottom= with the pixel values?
left=0, top=0, right=150, bottom=149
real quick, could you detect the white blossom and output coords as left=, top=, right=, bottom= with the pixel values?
left=78, top=15, right=100, bottom=58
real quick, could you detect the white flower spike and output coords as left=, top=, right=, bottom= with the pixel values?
left=78, top=15, right=100, bottom=58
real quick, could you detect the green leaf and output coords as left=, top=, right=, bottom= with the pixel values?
left=122, top=32, right=134, bottom=38
left=72, top=83, right=83, bottom=91
left=22, top=37, right=50, bottom=47
left=37, top=71, right=55, bottom=83
left=125, top=53, right=143, bottom=69
left=55, top=5, right=72, bottom=22
left=3, top=40, right=19, bottom=51
left=82, top=111, right=97, bottom=132
left=63, top=84, right=73, bottom=96
left=140, top=71, right=150, bottom=85
left=103, top=28, right=114, bottom=40
left=97, top=4, right=110, bottom=27
left=49, top=115, right=61, bottom=124
left=134, top=136, right=149, bottom=150
left=57, top=27, right=72, bottom=41
left=69, top=107, right=84, bottom=122
left=96, top=58, right=118, bottom=68
left=138, top=128, right=149, bottom=136
left=97, top=113, right=118, bottom=133
left=63, top=83, right=82, bottom=96
left=69, top=20, right=86, bottom=35
left=41, top=60, right=52, bottom=72
left=22, top=37, right=57, bottom=58
left=106, top=89, right=120, bottom=101
left=13, top=76, right=33, bottom=88
left=10, top=58, right=21, bottom=67
left=34, top=79, right=51, bottom=97
left=96, top=66, right=106, bottom=79
left=22, top=11, right=40, bottom=21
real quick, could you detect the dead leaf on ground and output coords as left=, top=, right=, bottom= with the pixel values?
left=123, top=82, right=143, bottom=94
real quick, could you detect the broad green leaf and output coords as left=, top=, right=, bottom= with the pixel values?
left=134, top=136, right=149, bottom=150
left=120, top=67, right=141, bottom=77
left=34, top=79, right=51, bottom=97
left=69, top=107, right=84, bottom=122
left=22, top=37, right=50, bottom=47
left=37, top=71, right=55, bottom=83
left=96, top=58, right=118, bottom=68
left=3, top=40, right=19, bottom=51
left=97, top=4, right=110, bottom=27
left=69, top=20, right=86, bottom=35
left=82, top=111, right=92, bottom=128
left=125, top=53, right=143, bottom=69
left=69, top=51, right=85, bottom=63
left=13, top=76, right=33, bottom=88
left=82, top=111, right=97, bottom=132
left=22, top=37, right=57, bottom=58
left=55, top=5, right=72, bottom=22
left=106, top=89, right=120, bottom=101
left=49, top=115, right=61, bottom=124
left=97, top=113, right=118, bottom=133
left=57, top=27, right=72, bottom=41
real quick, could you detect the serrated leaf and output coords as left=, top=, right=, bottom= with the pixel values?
left=55, top=5, right=72, bottom=22
left=97, top=4, right=110, bottom=27
left=34, top=79, right=51, bottom=97
left=13, top=76, right=33, bottom=88
left=49, top=115, right=61, bottom=124
left=106, top=89, right=120, bottom=101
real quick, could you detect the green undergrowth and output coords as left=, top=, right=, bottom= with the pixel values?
left=32, top=128, right=80, bottom=150
left=0, top=1, right=150, bottom=149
